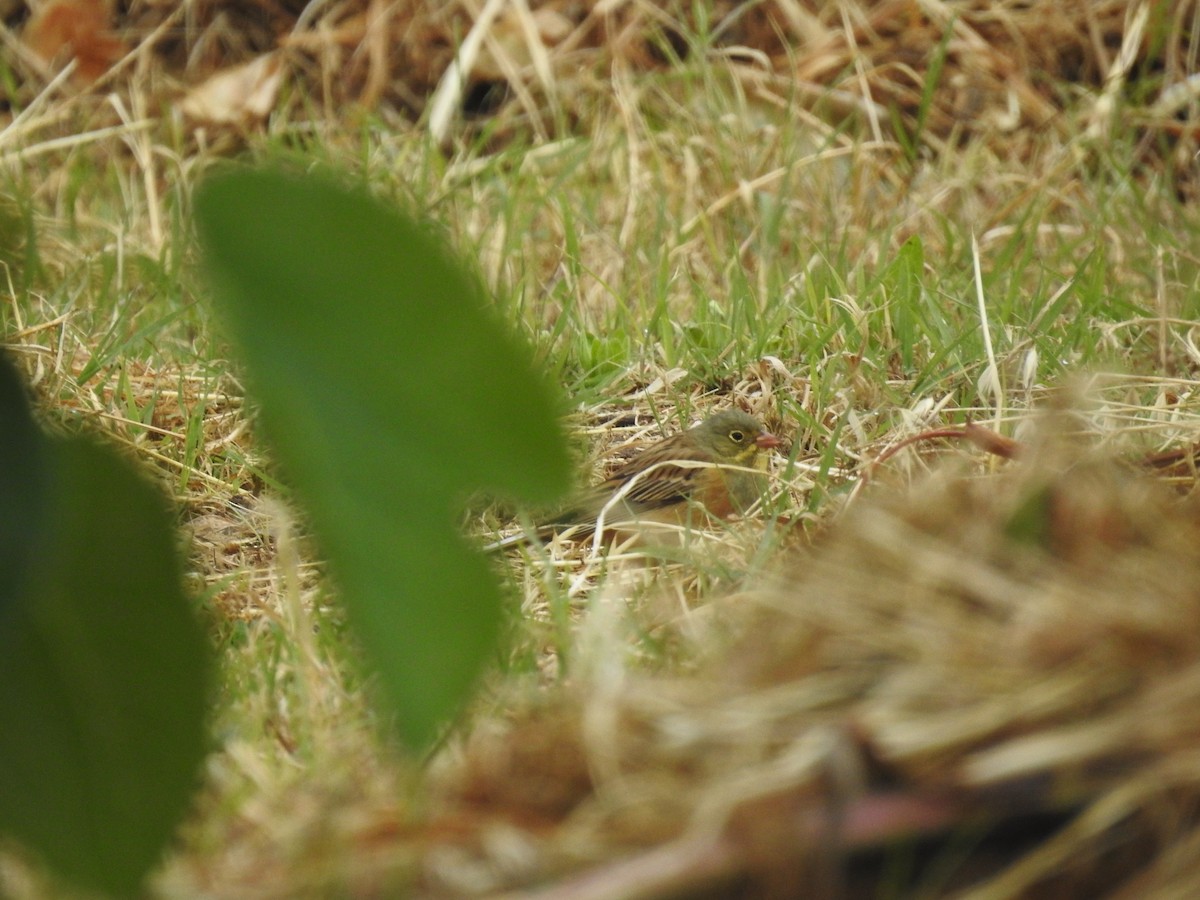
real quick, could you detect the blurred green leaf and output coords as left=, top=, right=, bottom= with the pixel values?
left=0, top=354, right=45, bottom=614
left=1004, top=482, right=1056, bottom=549
left=0, top=356, right=209, bottom=895
left=194, top=168, right=570, bottom=747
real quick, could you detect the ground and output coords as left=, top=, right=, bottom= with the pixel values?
left=3, top=1, right=1200, bottom=896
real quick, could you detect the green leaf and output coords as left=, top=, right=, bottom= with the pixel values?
left=1004, top=482, right=1055, bottom=550
left=194, top=168, right=570, bottom=747
left=0, top=354, right=46, bottom=614
left=0, top=357, right=209, bottom=895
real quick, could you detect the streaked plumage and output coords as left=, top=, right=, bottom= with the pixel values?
left=489, top=410, right=781, bottom=551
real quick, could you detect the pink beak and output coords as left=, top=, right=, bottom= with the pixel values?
left=756, top=431, right=783, bottom=450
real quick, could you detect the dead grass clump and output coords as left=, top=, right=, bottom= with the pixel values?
left=8, top=2, right=1196, bottom=155
left=426, top=440, right=1200, bottom=897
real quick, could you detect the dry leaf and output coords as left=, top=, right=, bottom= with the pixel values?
left=24, top=0, right=125, bottom=84
left=181, top=53, right=284, bottom=126
left=475, top=6, right=574, bottom=79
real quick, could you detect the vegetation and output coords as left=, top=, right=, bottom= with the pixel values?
left=2, top=0, right=1200, bottom=896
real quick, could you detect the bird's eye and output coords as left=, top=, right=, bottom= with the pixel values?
left=730, top=430, right=745, bottom=442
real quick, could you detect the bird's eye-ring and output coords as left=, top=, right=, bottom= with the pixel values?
left=730, top=430, right=745, bottom=442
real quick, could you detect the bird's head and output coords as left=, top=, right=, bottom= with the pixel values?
left=693, top=410, right=782, bottom=463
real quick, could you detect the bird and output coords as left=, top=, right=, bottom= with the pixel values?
left=487, top=409, right=782, bottom=551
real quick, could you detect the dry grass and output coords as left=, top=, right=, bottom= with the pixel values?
left=429, top=437, right=1200, bottom=898
left=4, top=0, right=1200, bottom=897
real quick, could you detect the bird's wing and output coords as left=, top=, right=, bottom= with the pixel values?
left=535, top=436, right=718, bottom=532
left=601, top=444, right=713, bottom=512
left=612, top=465, right=698, bottom=510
